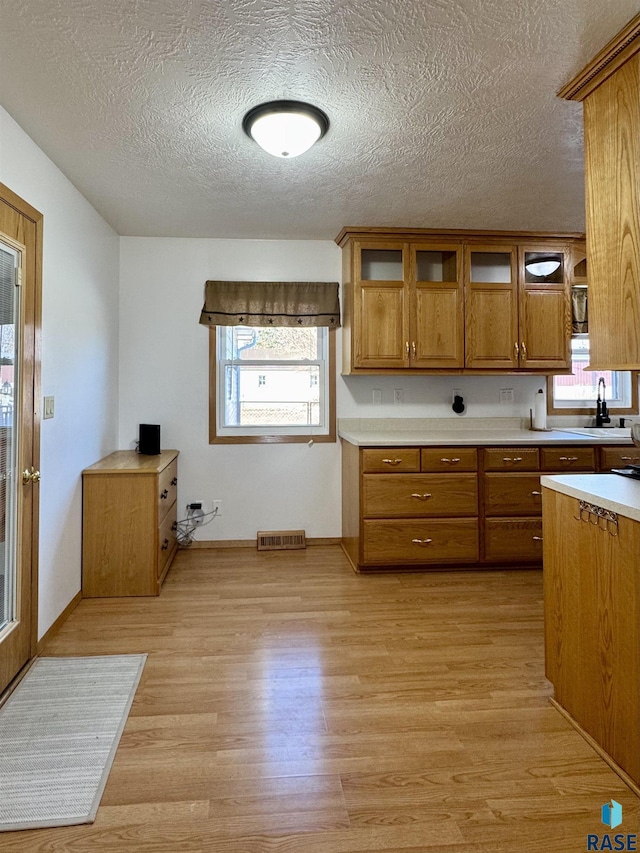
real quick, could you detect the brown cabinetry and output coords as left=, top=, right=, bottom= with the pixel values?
left=337, top=227, right=577, bottom=375
left=82, top=450, right=179, bottom=596
left=543, top=486, right=640, bottom=787
left=342, top=438, right=620, bottom=571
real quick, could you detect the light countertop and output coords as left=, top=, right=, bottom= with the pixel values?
left=541, top=474, right=640, bottom=523
left=338, top=418, right=635, bottom=447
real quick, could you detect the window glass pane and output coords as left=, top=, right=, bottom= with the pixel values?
left=229, top=326, right=319, bottom=361
left=552, top=336, right=629, bottom=406
left=223, top=364, right=321, bottom=427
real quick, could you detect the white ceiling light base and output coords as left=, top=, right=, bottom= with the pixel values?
left=242, top=101, right=329, bottom=158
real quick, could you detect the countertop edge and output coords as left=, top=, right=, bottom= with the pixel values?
left=541, top=473, right=640, bottom=522
left=338, top=429, right=634, bottom=447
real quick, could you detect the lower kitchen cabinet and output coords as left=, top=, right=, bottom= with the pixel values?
left=543, top=486, right=640, bottom=787
left=341, top=439, right=607, bottom=571
left=82, top=449, right=179, bottom=596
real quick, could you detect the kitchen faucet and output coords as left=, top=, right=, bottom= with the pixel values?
left=595, top=377, right=611, bottom=427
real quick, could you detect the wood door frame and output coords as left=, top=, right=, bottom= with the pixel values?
left=0, top=182, right=42, bottom=663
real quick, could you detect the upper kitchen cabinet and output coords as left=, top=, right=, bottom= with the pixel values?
left=337, top=228, right=577, bottom=375
left=559, top=14, right=640, bottom=370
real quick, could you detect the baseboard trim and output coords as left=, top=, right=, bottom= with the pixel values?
left=183, top=537, right=342, bottom=550
left=549, top=697, right=640, bottom=797
left=36, top=590, right=82, bottom=654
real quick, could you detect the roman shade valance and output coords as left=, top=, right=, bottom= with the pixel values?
left=199, top=281, right=340, bottom=328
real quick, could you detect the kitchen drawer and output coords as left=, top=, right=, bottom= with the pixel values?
left=541, top=447, right=595, bottom=471
left=158, top=458, right=178, bottom=521
left=483, top=447, right=540, bottom=471
left=421, top=448, right=477, bottom=472
left=484, top=473, right=543, bottom=516
left=158, top=502, right=178, bottom=580
left=363, top=519, right=479, bottom=565
left=361, top=448, right=420, bottom=473
left=362, top=473, right=478, bottom=518
left=484, top=517, right=543, bottom=562
left=600, top=446, right=640, bottom=471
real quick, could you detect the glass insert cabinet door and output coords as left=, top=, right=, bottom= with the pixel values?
left=0, top=242, right=19, bottom=634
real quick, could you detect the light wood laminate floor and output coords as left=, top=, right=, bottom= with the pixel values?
left=4, top=546, right=638, bottom=852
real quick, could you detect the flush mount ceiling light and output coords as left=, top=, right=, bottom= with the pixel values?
left=525, top=257, right=562, bottom=277
left=242, top=100, right=329, bottom=158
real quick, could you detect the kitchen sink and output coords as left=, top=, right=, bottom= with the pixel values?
left=556, top=427, right=632, bottom=439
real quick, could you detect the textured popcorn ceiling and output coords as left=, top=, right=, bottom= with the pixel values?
left=0, top=0, right=638, bottom=238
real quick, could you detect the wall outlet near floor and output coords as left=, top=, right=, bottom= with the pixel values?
left=393, top=388, right=403, bottom=404
left=499, top=388, right=515, bottom=404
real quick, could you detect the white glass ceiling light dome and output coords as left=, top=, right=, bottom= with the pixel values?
left=243, top=101, right=329, bottom=158
left=525, top=258, right=562, bottom=277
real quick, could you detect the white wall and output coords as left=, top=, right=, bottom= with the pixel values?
left=119, top=237, right=545, bottom=541
left=0, top=106, right=120, bottom=638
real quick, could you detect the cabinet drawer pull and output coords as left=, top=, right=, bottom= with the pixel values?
left=558, top=456, right=579, bottom=462
left=411, top=538, right=433, bottom=546
left=620, top=456, right=640, bottom=462
left=531, top=490, right=542, bottom=496
left=382, top=458, right=403, bottom=466
left=410, top=493, right=432, bottom=500
left=532, top=535, right=543, bottom=541
left=160, top=489, right=169, bottom=499
left=411, top=341, right=416, bottom=358
left=405, top=341, right=410, bottom=359
left=502, top=456, right=523, bottom=463
left=161, top=538, right=169, bottom=551
left=171, top=477, right=178, bottom=486
left=514, top=342, right=519, bottom=358
left=521, top=341, right=527, bottom=360
left=440, top=457, right=461, bottom=464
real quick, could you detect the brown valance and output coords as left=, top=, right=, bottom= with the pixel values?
left=199, top=281, right=341, bottom=328
left=572, top=287, right=588, bottom=334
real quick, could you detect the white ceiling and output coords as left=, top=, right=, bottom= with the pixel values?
left=0, top=1, right=637, bottom=240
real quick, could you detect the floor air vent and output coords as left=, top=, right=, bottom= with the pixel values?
left=257, top=530, right=306, bottom=551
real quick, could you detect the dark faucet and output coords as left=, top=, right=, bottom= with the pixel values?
left=596, top=377, right=611, bottom=427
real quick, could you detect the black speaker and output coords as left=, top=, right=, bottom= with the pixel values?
left=139, top=424, right=161, bottom=455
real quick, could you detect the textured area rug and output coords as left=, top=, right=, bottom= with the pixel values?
left=0, top=654, right=146, bottom=831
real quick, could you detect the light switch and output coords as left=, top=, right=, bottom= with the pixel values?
left=43, top=396, right=55, bottom=419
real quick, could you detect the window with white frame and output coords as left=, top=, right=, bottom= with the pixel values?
left=212, top=325, right=335, bottom=441
left=549, top=333, right=637, bottom=414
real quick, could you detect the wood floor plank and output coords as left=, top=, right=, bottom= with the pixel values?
left=1, top=545, right=632, bottom=853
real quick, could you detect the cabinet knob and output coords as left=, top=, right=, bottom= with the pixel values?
left=22, top=467, right=40, bottom=484
left=382, top=458, right=402, bottom=466
left=160, top=489, right=169, bottom=499
left=440, top=457, right=461, bottom=464
left=411, top=538, right=433, bottom=546
left=161, top=538, right=169, bottom=551
left=410, top=493, right=432, bottom=500
left=171, top=477, right=178, bottom=486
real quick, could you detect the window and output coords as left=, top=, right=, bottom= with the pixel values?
left=210, top=326, right=336, bottom=443
left=548, top=334, right=638, bottom=415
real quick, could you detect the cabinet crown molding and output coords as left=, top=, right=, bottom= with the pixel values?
left=335, top=227, right=585, bottom=247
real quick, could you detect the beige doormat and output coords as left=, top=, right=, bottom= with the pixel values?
left=0, top=654, right=146, bottom=831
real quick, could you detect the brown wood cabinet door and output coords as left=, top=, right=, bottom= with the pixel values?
left=411, top=244, right=464, bottom=368
left=464, top=245, right=518, bottom=369
left=353, top=241, right=409, bottom=368
left=543, top=488, right=640, bottom=783
left=519, top=246, right=571, bottom=369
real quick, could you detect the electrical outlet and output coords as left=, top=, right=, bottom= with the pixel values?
left=499, top=388, right=514, bottom=404
left=372, top=388, right=382, bottom=405
left=393, top=388, right=403, bottom=404
left=213, top=500, right=222, bottom=517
